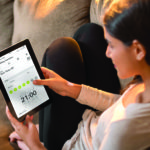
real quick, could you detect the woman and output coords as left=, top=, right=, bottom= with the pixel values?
left=6, top=0, right=150, bottom=149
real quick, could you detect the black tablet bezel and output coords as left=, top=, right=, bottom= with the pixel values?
left=0, top=39, right=52, bottom=122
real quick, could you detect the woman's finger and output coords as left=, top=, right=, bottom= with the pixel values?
left=17, top=140, right=30, bottom=150
left=25, top=115, right=33, bottom=127
left=9, top=131, right=22, bottom=142
left=6, top=106, right=25, bottom=133
left=41, top=67, right=58, bottom=78
left=6, top=106, right=18, bottom=127
left=41, top=67, right=51, bottom=77
left=33, top=79, right=50, bottom=86
left=41, top=67, right=50, bottom=73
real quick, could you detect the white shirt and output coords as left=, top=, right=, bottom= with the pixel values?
left=62, top=84, right=150, bottom=150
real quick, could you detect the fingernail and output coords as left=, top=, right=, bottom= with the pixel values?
left=30, top=115, right=34, bottom=120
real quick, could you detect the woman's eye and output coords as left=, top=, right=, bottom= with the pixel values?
left=109, top=44, right=113, bottom=49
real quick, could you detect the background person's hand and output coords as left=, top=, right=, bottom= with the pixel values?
left=6, top=106, right=46, bottom=150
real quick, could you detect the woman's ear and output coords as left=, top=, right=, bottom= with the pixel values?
left=132, top=40, right=146, bottom=61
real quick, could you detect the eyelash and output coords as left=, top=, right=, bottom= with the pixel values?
left=109, top=44, right=113, bottom=49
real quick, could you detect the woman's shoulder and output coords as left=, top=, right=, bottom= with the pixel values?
left=125, top=102, right=150, bottom=118
left=122, top=83, right=145, bottom=107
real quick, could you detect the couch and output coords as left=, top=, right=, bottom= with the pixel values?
left=0, top=0, right=132, bottom=149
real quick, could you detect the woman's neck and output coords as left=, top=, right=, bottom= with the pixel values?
left=140, top=68, right=150, bottom=103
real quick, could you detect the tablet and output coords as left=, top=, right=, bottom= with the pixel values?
left=0, top=39, right=52, bottom=122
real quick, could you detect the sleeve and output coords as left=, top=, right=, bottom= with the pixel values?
left=76, top=84, right=121, bottom=111
left=99, top=103, right=150, bottom=150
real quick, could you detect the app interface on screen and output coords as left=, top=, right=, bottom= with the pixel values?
left=0, top=45, right=49, bottom=118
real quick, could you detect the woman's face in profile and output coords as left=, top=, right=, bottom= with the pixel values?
left=104, top=27, right=138, bottom=79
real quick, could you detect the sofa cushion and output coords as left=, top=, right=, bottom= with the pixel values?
left=12, top=0, right=92, bottom=64
left=90, top=0, right=133, bottom=89
left=0, top=0, right=14, bottom=50
left=90, top=0, right=104, bottom=26
left=0, top=0, right=14, bottom=143
left=90, top=0, right=114, bottom=26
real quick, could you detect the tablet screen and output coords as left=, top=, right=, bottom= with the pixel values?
left=0, top=41, right=50, bottom=120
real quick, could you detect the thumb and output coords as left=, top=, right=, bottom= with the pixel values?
left=33, top=79, right=49, bottom=86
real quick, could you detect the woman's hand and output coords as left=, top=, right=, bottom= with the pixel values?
left=9, top=130, right=30, bottom=150
left=33, top=67, right=69, bottom=96
left=6, top=106, right=46, bottom=150
left=33, top=67, right=82, bottom=99
left=9, top=124, right=39, bottom=150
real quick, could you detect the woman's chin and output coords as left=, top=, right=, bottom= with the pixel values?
left=117, top=72, right=131, bottom=79
left=118, top=73, right=134, bottom=80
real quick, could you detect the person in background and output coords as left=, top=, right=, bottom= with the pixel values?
left=7, top=0, right=150, bottom=149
